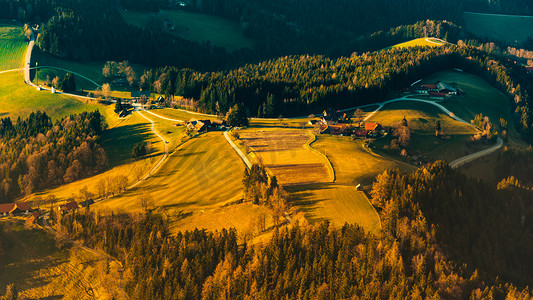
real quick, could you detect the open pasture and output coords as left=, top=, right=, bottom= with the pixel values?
left=239, top=129, right=333, bottom=185
left=0, top=22, right=26, bottom=70
left=0, top=72, right=100, bottom=121
left=464, top=12, right=533, bottom=43
left=122, top=9, right=255, bottom=51
left=384, top=37, right=445, bottom=51
left=286, top=135, right=407, bottom=234
left=97, top=132, right=244, bottom=213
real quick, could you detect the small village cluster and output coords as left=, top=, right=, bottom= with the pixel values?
left=0, top=200, right=80, bottom=225
left=310, top=109, right=385, bottom=138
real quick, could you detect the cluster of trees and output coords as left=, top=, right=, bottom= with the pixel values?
left=470, top=113, right=498, bottom=142
left=132, top=142, right=147, bottom=158
left=56, top=159, right=533, bottom=299
left=390, top=117, right=411, bottom=152
left=371, top=161, right=533, bottom=287
left=102, top=61, right=138, bottom=87
left=0, top=111, right=107, bottom=202
left=495, top=146, right=533, bottom=186
left=225, top=104, right=248, bottom=127
left=242, top=164, right=287, bottom=225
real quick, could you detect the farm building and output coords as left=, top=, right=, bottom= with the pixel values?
left=328, top=124, right=348, bottom=135
left=412, top=81, right=458, bottom=97
left=526, top=66, right=533, bottom=73
left=352, top=130, right=368, bottom=137
left=364, top=122, right=380, bottom=131
left=26, top=211, right=40, bottom=224
left=0, top=202, right=31, bottom=217
left=429, top=92, right=446, bottom=100
left=59, top=201, right=79, bottom=213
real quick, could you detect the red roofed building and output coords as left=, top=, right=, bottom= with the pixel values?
left=526, top=66, right=533, bottom=73
left=328, top=124, right=347, bottom=135
left=59, top=201, right=79, bottom=213
left=353, top=130, right=368, bottom=137
left=365, top=122, right=379, bottom=131
left=26, top=211, right=40, bottom=224
left=0, top=202, right=32, bottom=216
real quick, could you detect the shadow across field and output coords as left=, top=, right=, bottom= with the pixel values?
left=101, top=122, right=153, bottom=167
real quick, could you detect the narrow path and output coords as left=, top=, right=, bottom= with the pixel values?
left=143, top=109, right=183, bottom=122
left=33, top=65, right=102, bottom=88
left=130, top=111, right=169, bottom=186
left=223, top=129, right=252, bottom=169
left=42, top=214, right=129, bottom=299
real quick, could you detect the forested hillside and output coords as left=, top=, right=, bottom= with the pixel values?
left=0, top=111, right=107, bottom=202
left=141, top=45, right=533, bottom=134
left=55, top=162, right=533, bottom=299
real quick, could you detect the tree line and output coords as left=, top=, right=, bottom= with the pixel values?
left=0, top=111, right=107, bottom=202
left=54, top=161, right=533, bottom=299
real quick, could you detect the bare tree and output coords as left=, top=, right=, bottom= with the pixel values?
left=102, top=83, right=111, bottom=99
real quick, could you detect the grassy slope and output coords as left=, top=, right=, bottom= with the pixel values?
left=367, top=100, right=479, bottom=162
left=383, top=37, right=445, bottom=50
left=26, top=111, right=170, bottom=203
left=464, top=12, right=533, bottom=43
left=95, top=131, right=263, bottom=234
left=122, top=9, right=254, bottom=51
left=425, top=70, right=523, bottom=144
left=288, top=136, right=413, bottom=234
left=0, top=219, right=116, bottom=298
left=0, top=72, right=100, bottom=121
left=0, top=21, right=26, bottom=70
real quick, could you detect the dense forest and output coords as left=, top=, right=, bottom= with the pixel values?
left=55, top=161, right=532, bottom=299
left=140, top=44, right=533, bottom=134
left=0, top=111, right=107, bottom=202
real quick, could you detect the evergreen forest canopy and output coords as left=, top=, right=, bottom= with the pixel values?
left=2, top=0, right=532, bottom=71
left=54, top=162, right=533, bottom=299
left=141, top=44, right=533, bottom=134
left=0, top=111, right=107, bottom=202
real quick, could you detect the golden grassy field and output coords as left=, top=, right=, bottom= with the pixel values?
left=383, top=37, right=445, bottom=50
left=239, top=128, right=333, bottom=185
left=95, top=131, right=260, bottom=233
left=286, top=135, right=414, bottom=234
left=0, top=219, right=120, bottom=299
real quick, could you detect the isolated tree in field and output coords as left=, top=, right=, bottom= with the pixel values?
left=226, top=104, right=249, bottom=127
left=102, top=83, right=111, bottom=99
left=435, top=120, right=441, bottom=136
left=139, top=192, right=154, bottom=212
left=61, top=73, right=76, bottom=92
left=132, top=142, right=147, bottom=158
left=354, top=108, right=365, bottom=124
left=114, top=99, right=123, bottom=114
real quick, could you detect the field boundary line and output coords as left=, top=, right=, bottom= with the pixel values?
left=305, top=132, right=336, bottom=183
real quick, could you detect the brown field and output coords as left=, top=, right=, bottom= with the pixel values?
left=239, top=129, right=332, bottom=185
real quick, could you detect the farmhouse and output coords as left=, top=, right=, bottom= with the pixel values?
left=0, top=202, right=32, bottom=217
left=59, top=201, right=79, bottom=213
left=352, top=129, right=368, bottom=138
left=412, top=81, right=458, bottom=97
left=26, top=211, right=40, bottom=225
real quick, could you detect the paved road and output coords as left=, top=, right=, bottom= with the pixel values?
left=42, top=214, right=129, bottom=299
left=449, top=136, right=503, bottom=168
left=24, top=31, right=36, bottom=87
